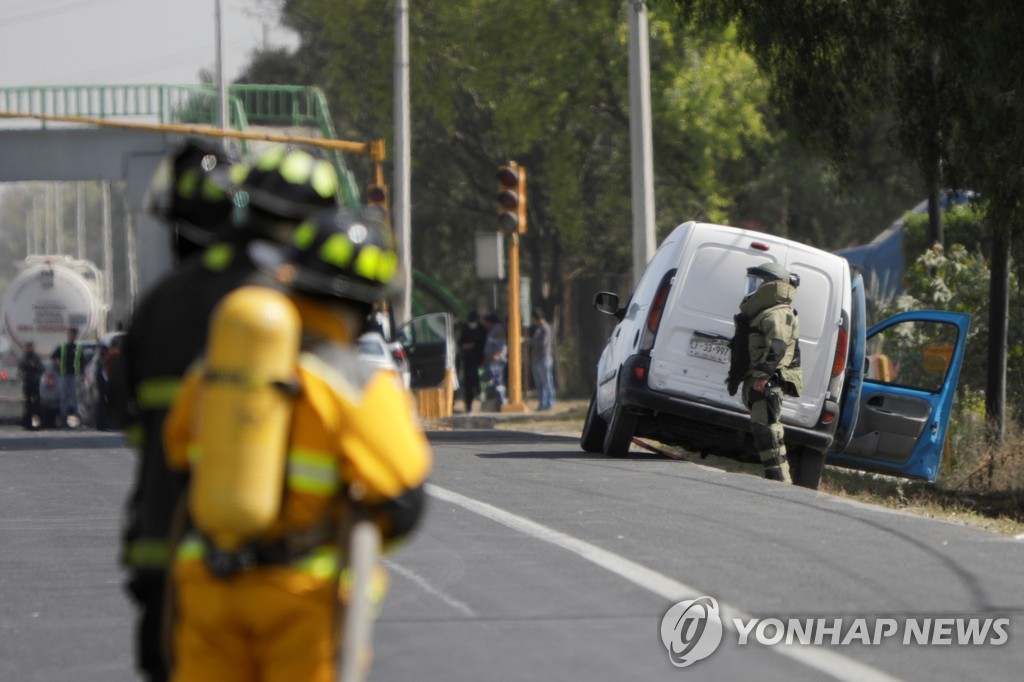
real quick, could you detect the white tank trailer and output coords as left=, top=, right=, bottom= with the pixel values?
left=2, top=255, right=107, bottom=355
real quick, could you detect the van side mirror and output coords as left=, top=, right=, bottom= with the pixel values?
left=593, top=292, right=624, bottom=320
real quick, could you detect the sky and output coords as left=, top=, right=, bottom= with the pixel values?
left=0, top=0, right=298, bottom=87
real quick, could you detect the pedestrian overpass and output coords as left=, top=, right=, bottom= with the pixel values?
left=0, top=84, right=365, bottom=294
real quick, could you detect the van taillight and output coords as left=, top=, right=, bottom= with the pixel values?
left=646, top=282, right=671, bottom=334
left=831, top=326, right=849, bottom=378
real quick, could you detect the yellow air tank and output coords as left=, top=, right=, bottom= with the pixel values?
left=189, top=286, right=302, bottom=552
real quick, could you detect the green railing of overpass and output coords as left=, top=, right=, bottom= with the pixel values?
left=0, top=84, right=360, bottom=207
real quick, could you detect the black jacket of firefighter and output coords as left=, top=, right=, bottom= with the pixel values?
left=114, top=238, right=278, bottom=680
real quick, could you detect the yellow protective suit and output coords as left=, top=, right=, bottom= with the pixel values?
left=164, top=298, right=432, bottom=682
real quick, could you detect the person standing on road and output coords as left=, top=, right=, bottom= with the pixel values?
left=52, top=327, right=84, bottom=427
left=18, top=341, right=44, bottom=430
left=529, top=307, right=555, bottom=411
left=735, top=263, right=803, bottom=483
left=481, top=313, right=508, bottom=410
left=163, top=208, right=432, bottom=682
left=115, top=141, right=339, bottom=682
left=458, top=312, right=488, bottom=413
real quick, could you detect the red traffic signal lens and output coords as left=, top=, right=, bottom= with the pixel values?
left=498, top=189, right=519, bottom=210
left=367, top=185, right=387, bottom=204
left=497, top=167, right=519, bottom=188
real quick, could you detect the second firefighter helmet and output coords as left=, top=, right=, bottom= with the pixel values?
left=271, top=208, right=399, bottom=306
left=745, top=262, right=800, bottom=295
left=236, top=146, right=339, bottom=237
left=145, top=139, right=242, bottom=249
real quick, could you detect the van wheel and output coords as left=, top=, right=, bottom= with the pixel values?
left=580, top=393, right=607, bottom=453
left=790, top=447, right=825, bottom=489
left=603, top=404, right=637, bottom=458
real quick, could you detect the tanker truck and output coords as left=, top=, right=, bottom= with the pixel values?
left=2, top=255, right=107, bottom=354
left=0, top=256, right=108, bottom=425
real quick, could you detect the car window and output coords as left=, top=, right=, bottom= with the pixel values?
left=865, top=320, right=960, bottom=393
left=630, top=240, right=680, bottom=311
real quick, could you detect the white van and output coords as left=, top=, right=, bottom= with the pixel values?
left=581, top=221, right=970, bottom=489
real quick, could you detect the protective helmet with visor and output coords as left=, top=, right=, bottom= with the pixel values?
left=745, top=262, right=800, bottom=296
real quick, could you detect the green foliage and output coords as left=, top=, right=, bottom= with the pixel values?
left=877, top=235, right=1024, bottom=420
left=249, top=1, right=923, bottom=307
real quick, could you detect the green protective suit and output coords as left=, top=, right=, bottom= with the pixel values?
left=739, top=280, right=803, bottom=482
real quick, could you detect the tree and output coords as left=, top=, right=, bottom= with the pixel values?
left=679, top=0, right=1024, bottom=435
left=235, top=0, right=928, bottom=390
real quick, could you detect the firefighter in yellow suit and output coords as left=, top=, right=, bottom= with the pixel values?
left=163, top=208, right=431, bottom=682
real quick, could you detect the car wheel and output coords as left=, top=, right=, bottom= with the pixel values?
left=790, top=447, right=825, bottom=489
left=580, top=392, right=607, bottom=453
left=602, top=403, right=637, bottom=458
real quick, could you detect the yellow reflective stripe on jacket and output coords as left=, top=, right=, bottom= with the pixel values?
left=187, top=442, right=202, bottom=464
left=123, top=422, right=144, bottom=449
left=287, top=448, right=338, bottom=495
left=294, top=546, right=340, bottom=580
left=124, top=538, right=172, bottom=568
left=137, top=378, right=182, bottom=409
left=177, top=535, right=205, bottom=562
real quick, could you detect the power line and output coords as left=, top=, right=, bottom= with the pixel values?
left=0, top=0, right=123, bottom=27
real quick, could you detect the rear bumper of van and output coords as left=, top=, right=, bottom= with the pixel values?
left=616, top=355, right=836, bottom=453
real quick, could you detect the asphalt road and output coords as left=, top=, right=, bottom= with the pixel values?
left=1, top=426, right=1021, bottom=681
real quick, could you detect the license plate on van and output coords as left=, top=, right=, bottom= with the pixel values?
left=688, top=336, right=730, bottom=364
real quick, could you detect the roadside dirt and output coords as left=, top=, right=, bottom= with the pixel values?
left=492, top=401, right=1024, bottom=538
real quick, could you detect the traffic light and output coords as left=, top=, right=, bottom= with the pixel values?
left=496, top=162, right=527, bottom=234
left=366, top=182, right=389, bottom=223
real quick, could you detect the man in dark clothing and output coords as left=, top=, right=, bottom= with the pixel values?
left=115, top=141, right=340, bottom=682
left=52, top=327, right=84, bottom=427
left=18, top=341, right=44, bottom=430
left=458, top=312, right=488, bottom=412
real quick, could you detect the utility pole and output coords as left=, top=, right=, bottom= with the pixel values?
left=628, top=0, right=656, bottom=287
left=215, top=0, right=228, bottom=130
left=393, top=0, right=412, bottom=324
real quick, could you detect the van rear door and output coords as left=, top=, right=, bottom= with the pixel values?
left=827, top=310, right=970, bottom=481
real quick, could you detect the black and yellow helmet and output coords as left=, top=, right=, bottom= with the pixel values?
left=236, top=146, right=339, bottom=222
left=145, top=139, right=243, bottom=242
left=276, top=208, right=399, bottom=305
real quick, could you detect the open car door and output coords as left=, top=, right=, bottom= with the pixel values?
left=396, top=312, right=455, bottom=389
left=827, top=310, right=971, bottom=481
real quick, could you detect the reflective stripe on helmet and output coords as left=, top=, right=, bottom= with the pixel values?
left=293, top=221, right=317, bottom=249
left=176, top=168, right=200, bottom=199
left=310, top=162, right=338, bottom=199
left=353, top=244, right=382, bottom=281
left=256, top=146, right=287, bottom=171
left=202, top=243, right=235, bottom=272
left=320, top=233, right=354, bottom=268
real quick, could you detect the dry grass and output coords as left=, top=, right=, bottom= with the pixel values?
left=823, top=418, right=1024, bottom=537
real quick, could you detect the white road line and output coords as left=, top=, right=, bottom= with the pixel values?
left=427, top=483, right=903, bottom=682
left=383, top=558, right=477, bottom=618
